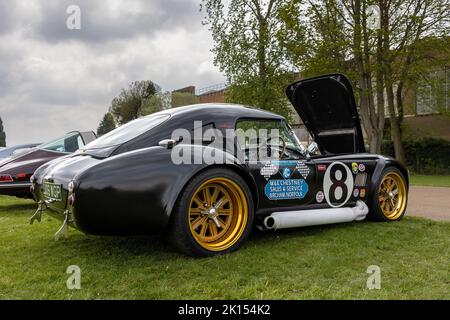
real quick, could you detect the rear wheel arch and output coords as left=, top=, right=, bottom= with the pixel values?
left=169, top=164, right=258, bottom=219
left=168, top=166, right=255, bottom=256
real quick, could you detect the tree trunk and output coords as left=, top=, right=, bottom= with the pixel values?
left=352, top=0, right=380, bottom=153
left=386, top=81, right=405, bottom=163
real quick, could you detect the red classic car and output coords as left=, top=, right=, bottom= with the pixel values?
left=0, top=131, right=96, bottom=199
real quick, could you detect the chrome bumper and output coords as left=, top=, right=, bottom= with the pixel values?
left=0, top=182, right=31, bottom=189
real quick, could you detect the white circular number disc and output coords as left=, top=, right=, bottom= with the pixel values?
left=323, top=162, right=354, bottom=208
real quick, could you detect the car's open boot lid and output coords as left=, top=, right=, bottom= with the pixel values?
left=286, top=73, right=366, bottom=154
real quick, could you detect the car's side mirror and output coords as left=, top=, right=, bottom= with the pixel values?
left=159, top=137, right=182, bottom=150
left=306, top=142, right=319, bottom=157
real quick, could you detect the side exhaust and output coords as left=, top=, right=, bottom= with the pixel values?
left=263, top=201, right=369, bottom=230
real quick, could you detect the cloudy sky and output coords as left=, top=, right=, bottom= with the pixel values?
left=0, top=0, right=225, bottom=146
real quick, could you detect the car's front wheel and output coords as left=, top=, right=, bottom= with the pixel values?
left=169, top=168, right=254, bottom=257
left=369, top=167, right=408, bottom=221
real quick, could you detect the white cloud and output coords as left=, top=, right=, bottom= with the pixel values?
left=0, top=0, right=225, bottom=145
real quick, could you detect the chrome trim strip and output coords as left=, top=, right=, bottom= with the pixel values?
left=0, top=183, right=31, bottom=189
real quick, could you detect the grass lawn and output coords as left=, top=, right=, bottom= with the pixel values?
left=410, top=175, right=450, bottom=187
left=0, top=195, right=449, bottom=300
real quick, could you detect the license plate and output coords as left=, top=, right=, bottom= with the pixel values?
left=43, top=182, right=62, bottom=201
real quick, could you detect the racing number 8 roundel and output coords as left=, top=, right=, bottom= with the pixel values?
left=323, top=162, right=354, bottom=208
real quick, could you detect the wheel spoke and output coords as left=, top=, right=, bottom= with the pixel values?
left=200, top=221, right=208, bottom=237
left=387, top=179, right=394, bottom=191
left=192, top=216, right=207, bottom=230
left=190, top=208, right=202, bottom=215
left=192, top=195, right=204, bottom=208
left=219, top=208, right=232, bottom=215
left=209, top=221, right=218, bottom=236
left=217, top=217, right=227, bottom=229
left=211, top=187, right=220, bottom=204
left=218, top=198, right=230, bottom=209
left=390, top=198, right=396, bottom=208
left=203, top=188, right=212, bottom=205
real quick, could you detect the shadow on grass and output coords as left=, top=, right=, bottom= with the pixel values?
left=0, top=203, right=36, bottom=212
left=33, top=220, right=371, bottom=262
left=249, top=220, right=368, bottom=241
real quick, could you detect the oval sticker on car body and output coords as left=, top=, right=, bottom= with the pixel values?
left=323, top=162, right=354, bottom=208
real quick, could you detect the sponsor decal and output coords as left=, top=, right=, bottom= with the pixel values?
left=260, top=161, right=279, bottom=180
left=264, top=179, right=309, bottom=200
left=352, top=162, right=359, bottom=174
left=316, top=191, right=324, bottom=203
left=353, top=188, right=360, bottom=198
left=272, top=160, right=298, bottom=179
left=360, top=188, right=366, bottom=198
left=323, top=162, right=354, bottom=208
left=358, top=163, right=366, bottom=172
left=296, top=160, right=310, bottom=179
left=282, top=167, right=292, bottom=179
left=355, top=173, right=368, bottom=187
left=317, top=164, right=327, bottom=172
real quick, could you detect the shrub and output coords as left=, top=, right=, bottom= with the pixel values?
left=381, top=138, right=450, bottom=175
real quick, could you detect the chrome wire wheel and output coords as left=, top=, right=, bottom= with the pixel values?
left=378, top=171, right=407, bottom=220
left=188, top=177, right=248, bottom=252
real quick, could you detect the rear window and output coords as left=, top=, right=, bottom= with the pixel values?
left=85, top=114, right=170, bottom=149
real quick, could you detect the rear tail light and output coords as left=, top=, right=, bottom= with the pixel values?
left=68, top=181, right=75, bottom=193
left=17, top=173, right=27, bottom=179
left=0, top=174, right=13, bottom=182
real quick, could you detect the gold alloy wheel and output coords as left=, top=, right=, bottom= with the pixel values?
left=378, top=171, right=407, bottom=220
left=188, top=177, right=248, bottom=251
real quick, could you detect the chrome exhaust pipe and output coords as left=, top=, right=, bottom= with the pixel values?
left=263, top=201, right=369, bottom=230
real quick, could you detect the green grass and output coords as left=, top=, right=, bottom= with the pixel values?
left=0, top=195, right=449, bottom=300
left=410, top=175, right=450, bottom=187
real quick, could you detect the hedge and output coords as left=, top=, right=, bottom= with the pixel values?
left=381, top=138, right=450, bottom=175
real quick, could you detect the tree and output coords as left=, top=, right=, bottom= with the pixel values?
left=378, top=0, right=448, bottom=162
left=171, top=92, right=199, bottom=108
left=279, top=0, right=448, bottom=160
left=201, top=0, right=295, bottom=121
left=0, top=116, right=5, bottom=147
left=97, top=113, right=116, bottom=136
left=140, top=91, right=171, bottom=116
left=110, top=81, right=159, bottom=124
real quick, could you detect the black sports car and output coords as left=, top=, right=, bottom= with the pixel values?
left=31, top=74, right=409, bottom=256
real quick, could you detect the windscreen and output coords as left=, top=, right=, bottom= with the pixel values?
left=84, top=114, right=170, bottom=149
left=38, top=132, right=83, bottom=153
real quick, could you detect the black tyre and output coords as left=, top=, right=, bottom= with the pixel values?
left=368, top=166, right=408, bottom=222
left=169, top=168, right=254, bottom=257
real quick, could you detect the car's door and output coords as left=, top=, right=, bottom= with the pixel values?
left=235, top=119, right=318, bottom=213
